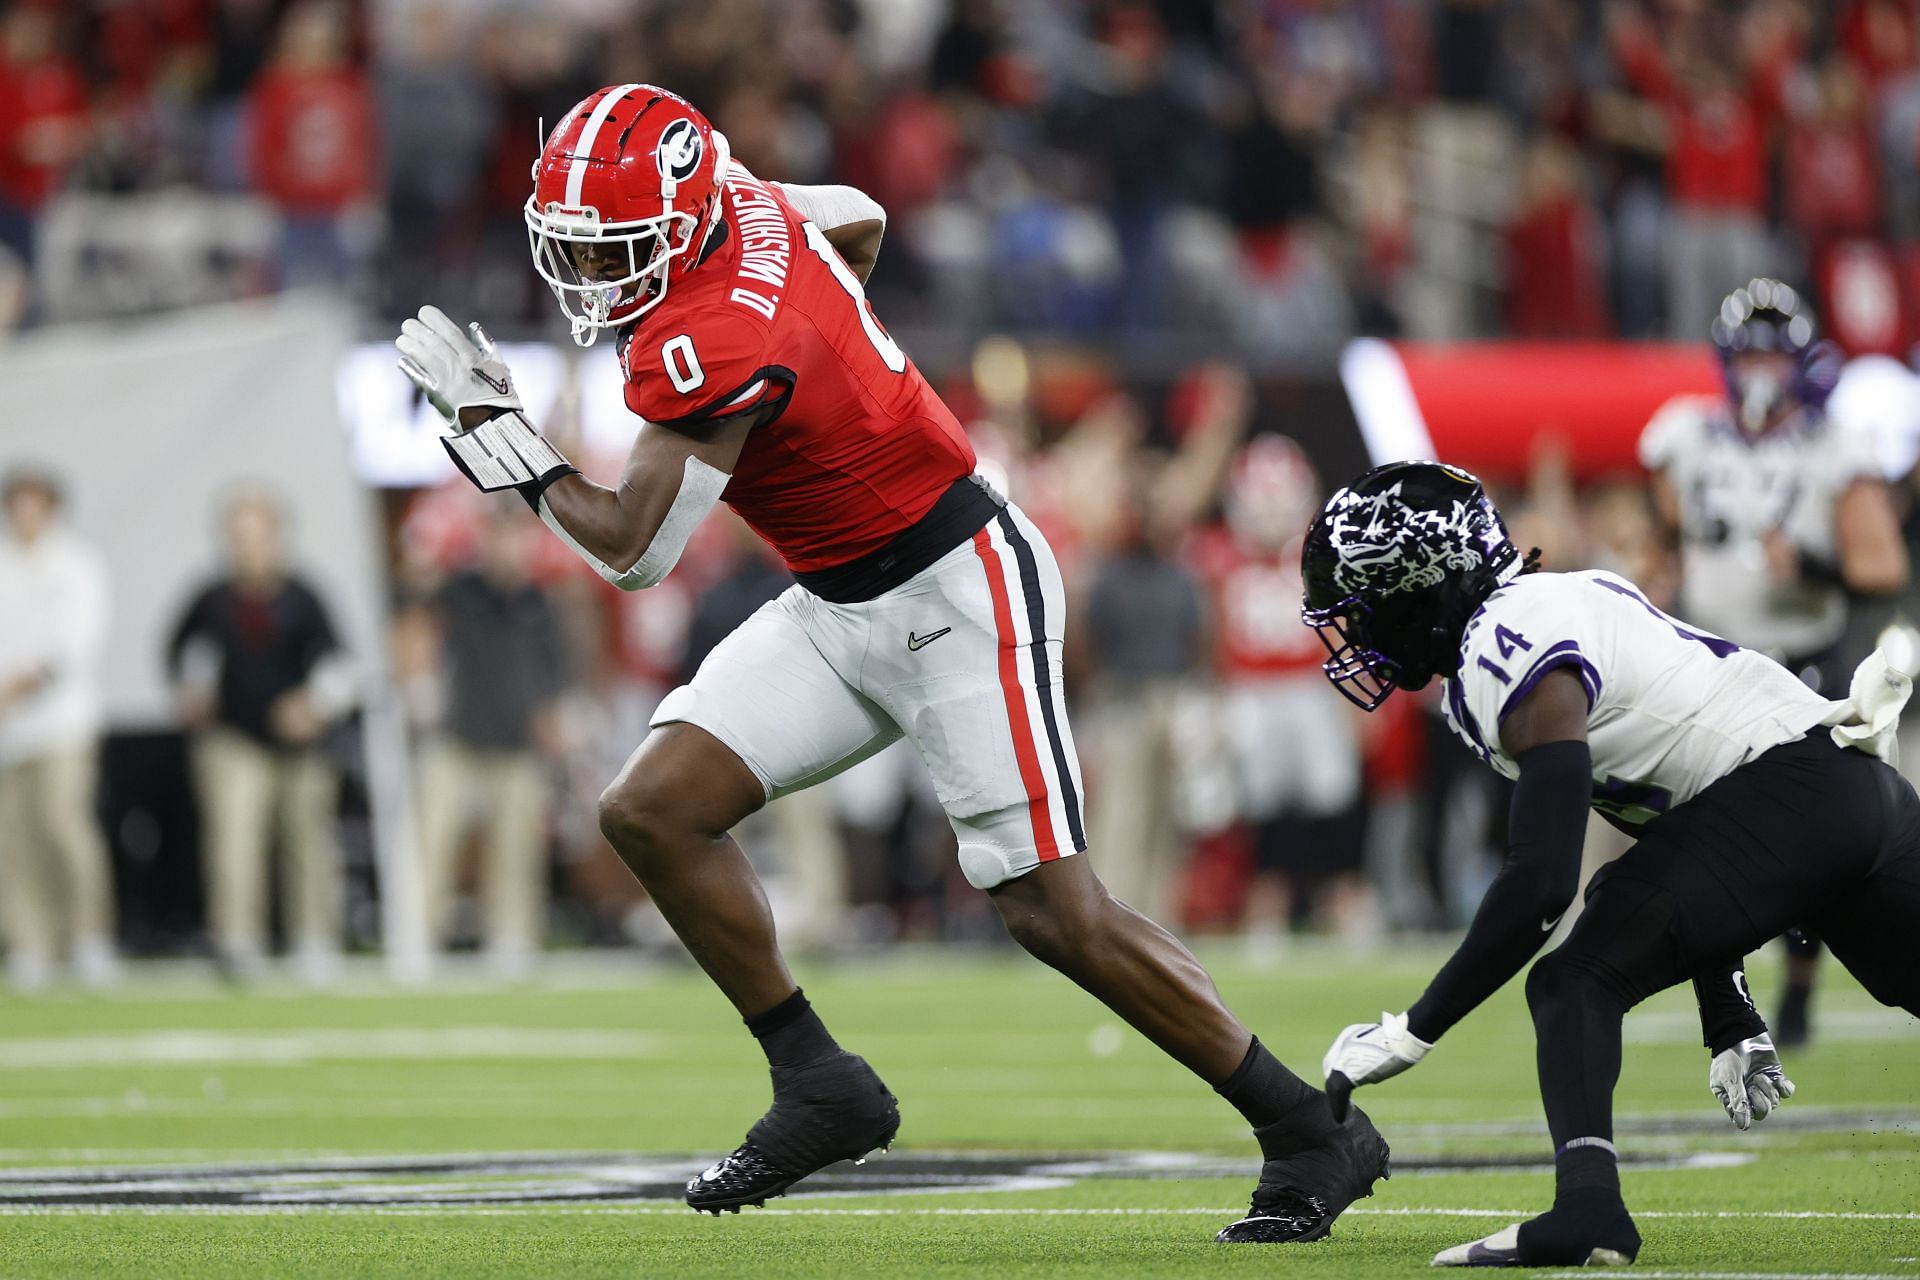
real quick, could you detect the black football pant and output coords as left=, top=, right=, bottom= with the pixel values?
left=1523, top=735, right=1920, bottom=1164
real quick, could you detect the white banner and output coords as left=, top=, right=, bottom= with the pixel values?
left=0, top=295, right=426, bottom=976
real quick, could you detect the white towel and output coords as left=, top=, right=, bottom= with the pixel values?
left=1819, top=647, right=1913, bottom=766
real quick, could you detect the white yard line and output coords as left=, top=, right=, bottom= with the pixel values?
left=1560, top=1272, right=1908, bottom=1279
left=0, top=1028, right=660, bottom=1068
left=0, top=1204, right=1912, bottom=1220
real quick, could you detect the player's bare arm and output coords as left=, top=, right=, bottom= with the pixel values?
left=1831, top=476, right=1908, bottom=594
left=1645, top=467, right=1683, bottom=589
left=819, top=217, right=884, bottom=283
left=537, top=407, right=761, bottom=577
left=396, top=302, right=760, bottom=591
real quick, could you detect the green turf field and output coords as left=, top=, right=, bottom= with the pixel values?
left=0, top=943, right=1913, bottom=1278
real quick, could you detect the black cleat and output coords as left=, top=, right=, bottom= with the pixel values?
left=1216, top=1103, right=1391, bottom=1243
left=686, top=1050, right=900, bottom=1213
left=1433, top=1192, right=1640, bottom=1266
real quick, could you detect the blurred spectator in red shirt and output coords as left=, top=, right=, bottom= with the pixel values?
left=1612, top=9, right=1782, bottom=336
left=1841, top=0, right=1918, bottom=93
left=1785, top=56, right=1882, bottom=251
left=1503, top=136, right=1610, bottom=338
left=0, top=4, right=88, bottom=248
left=246, top=0, right=377, bottom=289
left=0, top=1, right=87, bottom=328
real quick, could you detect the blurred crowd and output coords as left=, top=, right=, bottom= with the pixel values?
left=10, top=331, right=1913, bottom=987
left=4, top=0, right=1920, bottom=985
left=4, top=0, right=1920, bottom=356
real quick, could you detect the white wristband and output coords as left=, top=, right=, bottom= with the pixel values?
left=442, top=412, right=572, bottom=493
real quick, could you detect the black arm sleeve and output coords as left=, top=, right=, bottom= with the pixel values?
left=1407, top=740, right=1592, bottom=1043
left=1692, top=960, right=1768, bottom=1053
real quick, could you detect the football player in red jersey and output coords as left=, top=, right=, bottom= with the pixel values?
left=394, top=85, right=1388, bottom=1239
left=1198, top=439, right=1369, bottom=948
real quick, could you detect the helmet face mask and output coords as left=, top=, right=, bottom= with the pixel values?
left=523, top=85, right=730, bottom=347
left=1300, top=461, right=1520, bottom=710
left=1302, top=593, right=1402, bottom=711
left=1728, top=350, right=1794, bottom=435
left=525, top=201, right=701, bottom=343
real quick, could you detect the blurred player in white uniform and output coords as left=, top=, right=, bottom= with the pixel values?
left=1640, top=279, right=1908, bottom=1044
left=1304, top=462, right=1920, bottom=1267
left=1192, top=438, right=1364, bottom=948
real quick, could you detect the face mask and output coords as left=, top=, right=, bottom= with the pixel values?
left=1739, top=369, right=1785, bottom=434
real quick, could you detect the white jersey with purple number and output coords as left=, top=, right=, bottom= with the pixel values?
left=1440, top=570, right=1836, bottom=827
left=1638, top=395, right=1881, bottom=661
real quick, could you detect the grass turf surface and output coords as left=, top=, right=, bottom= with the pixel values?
left=0, top=943, right=1913, bottom=1277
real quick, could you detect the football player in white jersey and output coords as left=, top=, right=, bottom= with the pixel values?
left=1303, top=462, right=1920, bottom=1268
left=1640, top=279, right=1909, bottom=1046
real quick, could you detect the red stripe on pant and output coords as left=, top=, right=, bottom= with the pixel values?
left=971, top=527, right=1061, bottom=862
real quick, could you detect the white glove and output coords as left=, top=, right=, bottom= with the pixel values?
left=1322, top=1011, right=1432, bottom=1121
left=396, top=305, right=523, bottom=429
left=1709, top=1034, right=1796, bottom=1130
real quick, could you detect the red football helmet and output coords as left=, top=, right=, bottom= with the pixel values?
left=525, top=84, right=731, bottom=346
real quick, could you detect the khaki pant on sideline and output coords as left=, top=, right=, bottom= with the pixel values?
left=192, top=728, right=342, bottom=960
left=414, top=739, right=550, bottom=961
left=1084, top=679, right=1184, bottom=923
left=765, top=784, right=847, bottom=952
left=0, top=744, right=115, bottom=963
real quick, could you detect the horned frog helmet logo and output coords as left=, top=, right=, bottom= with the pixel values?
left=1325, top=476, right=1489, bottom=599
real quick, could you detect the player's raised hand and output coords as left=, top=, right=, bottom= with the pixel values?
left=396, top=305, right=523, bottom=430
left=1709, top=1034, right=1796, bottom=1130
left=1322, top=1011, right=1432, bottom=1122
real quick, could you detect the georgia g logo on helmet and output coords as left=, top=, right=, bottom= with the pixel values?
left=656, top=118, right=704, bottom=185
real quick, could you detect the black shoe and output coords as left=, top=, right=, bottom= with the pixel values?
left=686, top=1050, right=900, bottom=1213
left=1433, top=1192, right=1640, bottom=1266
left=1215, top=1103, right=1391, bottom=1243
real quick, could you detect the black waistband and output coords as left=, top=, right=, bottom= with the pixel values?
left=793, top=475, right=1005, bottom=603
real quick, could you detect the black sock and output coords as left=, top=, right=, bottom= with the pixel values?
left=745, top=989, right=840, bottom=1069
left=1216, top=1037, right=1322, bottom=1140
left=1553, top=1139, right=1622, bottom=1202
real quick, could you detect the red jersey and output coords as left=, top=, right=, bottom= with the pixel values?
left=0, top=55, right=88, bottom=209
left=246, top=67, right=379, bottom=214
left=1190, top=527, right=1323, bottom=679
left=619, top=171, right=976, bottom=573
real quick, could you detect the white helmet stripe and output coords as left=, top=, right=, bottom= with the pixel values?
left=564, top=83, right=643, bottom=209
